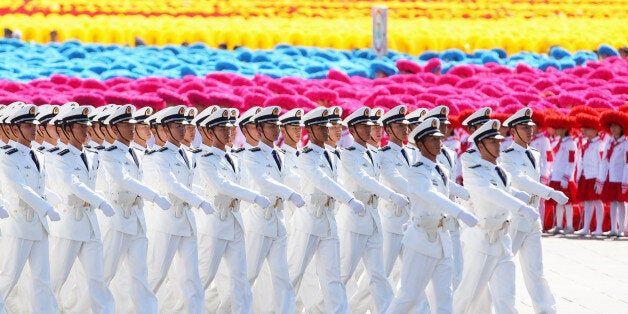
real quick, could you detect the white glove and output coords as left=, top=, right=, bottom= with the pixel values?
left=46, top=207, right=61, bottom=221
left=457, top=211, right=479, bottom=227
left=200, top=201, right=215, bottom=215
left=513, top=190, right=531, bottom=204
left=0, top=206, right=8, bottom=219
left=99, top=202, right=115, bottom=217
left=153, top=195, right=172, bottom=210
left=560, top=179, right=568, bottom=190
left=549, top=190, right=568, bottom=205
left=254, top=195, right=271, bottom=209
left=518, top=205, right=540, bottom=222
left=288, top=193, right=305, bottom=207
left=389, top=192, right=410, bottom=208
left=348, top=198, right=365, bottom=215
left=594, top=181, right=603, bottom=195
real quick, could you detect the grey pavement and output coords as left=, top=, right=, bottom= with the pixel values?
left=515, top=234, right=628, bottom=313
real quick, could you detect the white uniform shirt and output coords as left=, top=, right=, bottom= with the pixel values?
left=378, top=142, right=413, bottom=234
left=0, top=141, right=53, bottom=241
left=194, top=145, right=258, bottom=241
left=142, top=141, right=204, bottom=237
left=47, top=144, right=107, bottom=242
left=292, top=144, right=353, bottom=238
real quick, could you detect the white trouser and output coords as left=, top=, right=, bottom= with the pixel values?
left=339, top=228, right=393, bottom=314
left=449, top=224, right=463, bottom=290
left=288, top=230, right=348, bottom=314
left=147, top=230, right=204, bottom=314
left=350, top=230, right=403, bottom=313
left=246, top=231, right=296, bottom=313
left=511, top=229, right=556, bottom=314
left=386, top=247, right=453, bottom=314
left=49, top=236, right=114, bottom=314
left=102, top=227, right=157, bottom=314
left=0, top=235, right=58, bottom=314
left=453, top=247, right=516, bottom=314
left=198, top=229, right=252, bottom=314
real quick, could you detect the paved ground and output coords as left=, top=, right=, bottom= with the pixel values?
left=515, top=234, right=628, bottom=313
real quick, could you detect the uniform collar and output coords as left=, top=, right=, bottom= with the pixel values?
left=352, top=142, right=369, bottom=153
left=258, top=141, right=275, bottom=152
left=387, top=141, right=404, bottom=151
left=8, top=140, right=31, bottom=152
left=163, top=141, right=179, bottom=151
left=511, top=142, right=527, bottom=152
left=418, top=155, right=436, bottom=168
left=208, top=145, right=229, bottom=156
left=281, top=144, right=298, bottom=155
left=367, top=143, right=379, bottom=151
left=243, top=142, right=256, bottom=150
left=111, top=140, right=130, bottom=151
left=478, top=158, right=497, bottom=169
left=130, top=141, right=146, bottom=152
left=307, top=143, right=326, bottom=154
left=67, top=144, right=82, bottom=155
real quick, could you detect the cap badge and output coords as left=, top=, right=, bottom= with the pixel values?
left=432, top=119, right=438, bottom=127
left=222, top=110, right=229, bottom=118
left=525, top=109, right=531, bottom=117
left=53, top=107, right=59, bottom=114
left=178, top=107, right=185, bottom=115
left=29, top=107, right=36, bottom=115
left=126, top=106, right=132, bottom=114
left=333, top=108, right=340, bottom=115
left=440, top=107, right=447, bottom=114
left=492, top=121, right=499, bottom=129
left=399, top=107, right=406, bottom=115
left=363, top=109, right=370, bottom=116
left=295, top=110, right=302, bottom=117
left=272, top=108, right=279, bottom=115
left=322, top=110, right=329, bottom=117
left=82, top=108, right=89, bottom=116
left=485, top=108, right=491, bottom=116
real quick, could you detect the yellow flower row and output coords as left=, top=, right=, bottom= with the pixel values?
left=1, top=0, right=626, bottom=19
left=2, top=14, right=626, bottom=54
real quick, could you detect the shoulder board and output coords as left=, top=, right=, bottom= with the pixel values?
left=379, top=146, right=391, bottom=151
left=467, top=148, right=477, bottom=154
left=469, top=164, right=481, bottom=169
left=202, top=152, right=214, bottom=157
left=503, top=147, right=514, bottom=153
left=47, top=147, right=59, bottom=153
left=530, top=147, right=539, bottom=152
left=232, top=147, right=245, bottom=153
left=412, top=162, right=424, bottom=167
left=156, top=147, right=168, bottom=152
left=301, top=147, right=313, bottom=154
left=189, top=148, right=202, bottom=154
left=84, top=144, right=92, bottom=149
left=145, top=149, right=156, bottom=155
left=279, top=148, right=286, bottom=154
left=407, top=146, right=416, bottom=150
left=37, top=146, right=46, bottom=151
left=95, top=145, right=105, bottom=150
left=58, top=149, right=70, bottom=156
left=345, top=146, right=356, bottom=151
left=1, top=144, right=11, bottom=149
left=105, top=145, right=117, bottom=151
left=249, top=147, right=261, bottom=152
left=5, top=148, right=17, bottom=155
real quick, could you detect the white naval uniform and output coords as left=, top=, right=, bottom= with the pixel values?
left=454, top=159, right=528, bottom=314
left=387, top=156, right=464, bottom=313
left=288, top=144, right=353, bottom=314
left=0, top=141, right=58, bottom=313
left=194, top=145, right=258, bottom=314
left=377, top=142, right=413, bottom=275
left=47, top=144, right=115, bottom=314
left=279, top=144, right=301, bottom=224
left=143, top=141, right=205, bottom=314
left=241, top=142, right=297, bottom=313
left=98, top=141, right=160, bottom=313
left=501, top=143, right=557, bottom=313
left=337, top=143, right=394, bottom=313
